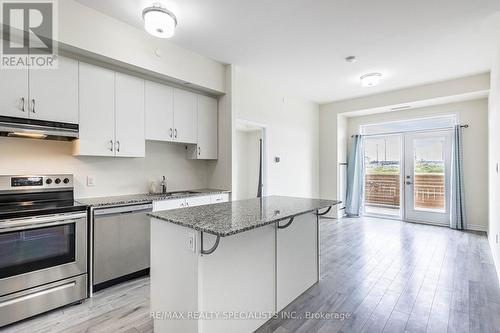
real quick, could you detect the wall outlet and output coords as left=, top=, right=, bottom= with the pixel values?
left=87, top=176, right=96, bottom=187
left=188, top=233, right=196, bottom=252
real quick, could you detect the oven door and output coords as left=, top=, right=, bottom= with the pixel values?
left=0, top=212, right=87, bottom=296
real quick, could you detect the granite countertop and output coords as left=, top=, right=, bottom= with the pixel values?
left=149, top=196, right=340, bottom=237
left=76, top=189, right=230, bottom=208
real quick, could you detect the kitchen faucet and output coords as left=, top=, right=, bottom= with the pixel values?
left=161, top=176, right=167, bottom=194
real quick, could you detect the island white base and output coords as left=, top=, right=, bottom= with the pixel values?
left=150, top=212, right=319, bottom=333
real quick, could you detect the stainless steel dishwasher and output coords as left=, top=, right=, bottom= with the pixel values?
left=92, top=203, right=152, bottom=291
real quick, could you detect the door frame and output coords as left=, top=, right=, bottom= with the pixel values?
left=234, top=119, right=268, bottom=198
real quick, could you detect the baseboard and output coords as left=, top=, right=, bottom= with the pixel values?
left=489, top=236, right=500, bottom=287
left=467, top=224, right=488, bottom=232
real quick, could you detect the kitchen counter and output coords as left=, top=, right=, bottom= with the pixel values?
left=149, top=196, right=340, bottom=333
left=149, top=196, right=338, bottom=237
left=76, top=189, right=230, bottom=208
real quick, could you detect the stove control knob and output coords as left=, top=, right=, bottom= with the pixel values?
left=46, top=178, right=53, bottom=185
left=63, top=178, right=70, bottom=184
left=55, top=178, right=61, bottom=184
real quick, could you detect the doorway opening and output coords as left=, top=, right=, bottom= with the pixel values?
left=361, top=115, right=455, bottom=226
left=234, top=120, right=267, bottom=200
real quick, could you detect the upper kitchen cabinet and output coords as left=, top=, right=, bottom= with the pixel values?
left=187, top=95, right=218, bottom=160
left=115, top=73, right=145, bottom=157
left=145, top=81, right=174, bottom=142
left=173, top=89, right=197, bottom=144
left=76, top=62, right=115, bottom=157
left=0, top=65, right=28, bottom=118
left=29, top=56, right=79, bottom=124
left=75, top=63, right=145, bottom=158
left=0, top=55, right=78, bottom=124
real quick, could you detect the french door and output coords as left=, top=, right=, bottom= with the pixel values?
left=404, top=131, right=452, bottom=225
left=363, top=130, right=452, bottom=225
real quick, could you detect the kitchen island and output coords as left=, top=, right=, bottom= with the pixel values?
left=149, top=196, right=339, bottom=333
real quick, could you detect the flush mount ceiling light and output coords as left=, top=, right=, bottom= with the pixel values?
left=142, top=4, right=177, bottom=38
left=360, top=73, right=382, bottom=87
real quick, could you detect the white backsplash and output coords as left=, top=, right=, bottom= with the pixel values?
left=0, top=138, right=210, bottom=198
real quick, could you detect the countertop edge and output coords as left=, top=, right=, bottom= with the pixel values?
left=148, top=202, right=339, bottom=237
left=76, top=190, right=231, bottom=208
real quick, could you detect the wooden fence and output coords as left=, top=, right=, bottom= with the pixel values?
left=365, top=173, right=445, bottom=209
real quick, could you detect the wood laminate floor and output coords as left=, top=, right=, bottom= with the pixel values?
left=4, top=217, right=500, bottom=333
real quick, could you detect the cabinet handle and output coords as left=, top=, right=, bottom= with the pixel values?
left=31, top=99, right=36, bottom=113
left=109, top=140, right=114, bottom=152
left=186, top=202, right=189, bottom=207
left=169, top=128, right=173, bottom=138
left=20, top=97, right=25, bottom=112
left=116, top=141, right=120, bottom=152
left=174, top=129, right=178, bottom=139
left=198, top=147, right=201, bottom=156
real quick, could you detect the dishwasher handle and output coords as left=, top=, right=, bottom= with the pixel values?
left=93, top=203, right=153, bottom=217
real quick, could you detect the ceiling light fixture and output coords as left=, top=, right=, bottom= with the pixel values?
left=360, top=73, right=382, bottom=87
left=142, top=3, right=177, bottom=38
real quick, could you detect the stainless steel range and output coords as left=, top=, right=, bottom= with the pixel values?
left=0, top=175, right=88, bottom=327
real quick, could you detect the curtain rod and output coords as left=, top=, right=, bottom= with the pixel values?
left=351, top=124, right=469, bottom=138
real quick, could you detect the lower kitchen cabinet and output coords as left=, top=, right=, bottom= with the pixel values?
left=276, top=213, right=318, bottom=310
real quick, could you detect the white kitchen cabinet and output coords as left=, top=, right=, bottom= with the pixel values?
left=185, top=195, right=211, bottom=207
left=276, top=213, right=318, bottom=310
left=115, top=73, right=145, bottom=157
left=0, top=65, right=28, bottom=118
left=145, top=81, right=174, bottom=142
left=76, top=62, right=115, bottom=157
left=187, top=95, right=218, bottom=160
left=173, top=89, right=197, bottom=144
left=29, top=56, right=79, bottom=124
left=210, top=193, right=229, bottom=204
left=153, top=198, right=186, bottom=212
left=75, top=63, right=145, bottom=157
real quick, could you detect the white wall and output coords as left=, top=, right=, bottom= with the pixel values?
left=0, top=138, right=209, bottom=198
left=233, top=67, right=320, bottom=198
left=58, top=0, right=226, bottom=93
left=234, top=130, right=261, bottom=200
left=345, top=99, right=489, bottom=231
left=488, top=39, right=500, bottom=280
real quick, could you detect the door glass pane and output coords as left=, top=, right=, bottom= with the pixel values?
left=0, top=224, right=75, bottom=279
left=413, top=137, right=445, bottom=212
left=364, top=136, right=401, bottom=217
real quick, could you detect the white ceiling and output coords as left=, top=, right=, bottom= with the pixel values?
left=75, top=0, right=500, bottom=103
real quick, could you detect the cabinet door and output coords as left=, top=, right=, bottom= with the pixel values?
left=276, top=212, right=318, bottom=311
left=211, top=193, right=229, bottom=204
left=173, top=89, right=197, bottom=144
left=196, top=95, right=218, bottom=159
left=29, top=56, right=78, bottom=123
left=153, top=198, right=186, bottom=212
left=76, top=62, right=115, bottom=157
left=185, top=195, right=211, bottom=207
left=145, top=81, right=174, bottom=142
left=115, top=73, right=145, bottom=157
left=0, top=60, right=28, bottom=118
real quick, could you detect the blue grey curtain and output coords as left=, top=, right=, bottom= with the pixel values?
left=346, top=135, right=364, bottom=217
left=451, top=125, right=466, bottom=230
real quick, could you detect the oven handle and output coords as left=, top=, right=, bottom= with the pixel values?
left=0, top=212, right=87, bottom=233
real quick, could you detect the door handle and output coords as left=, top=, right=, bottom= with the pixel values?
left=20, top=97, right=25, bottom=112
left=405, top=181, right=413, bottom=185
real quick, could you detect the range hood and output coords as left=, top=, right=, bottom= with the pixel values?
left=0, top=116, right=78, bottom=141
